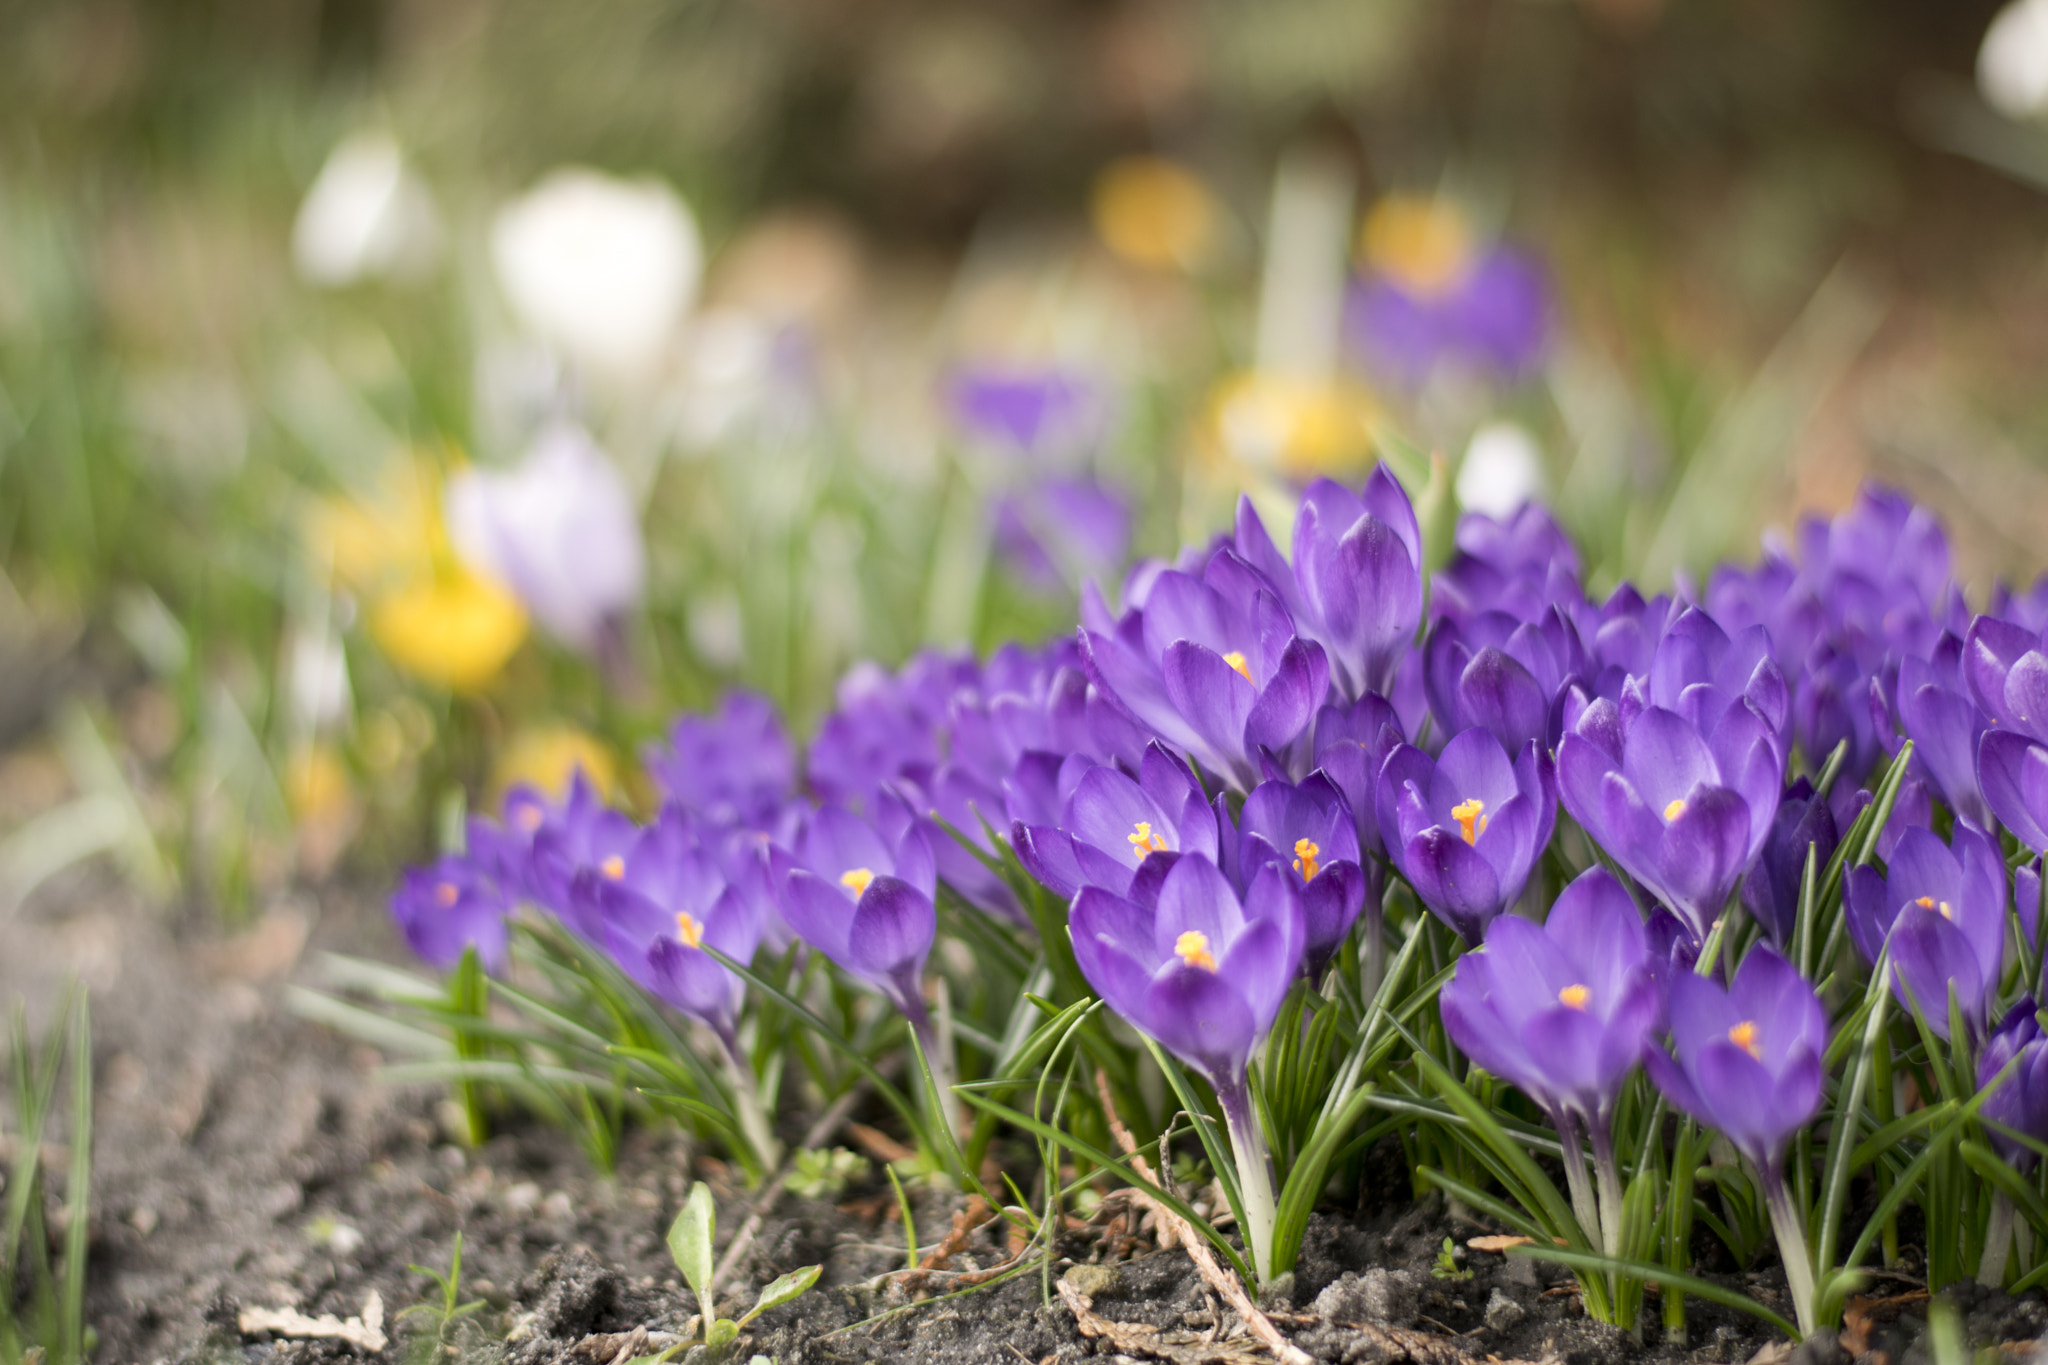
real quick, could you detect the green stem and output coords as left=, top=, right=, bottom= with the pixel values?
left=1760, top=1162, right=1818, bottom=1338
left=716, top=1025, right=781, bottom=1177
left=1216, top=1071, right=1279, bottom=1285
left=1980, top=1192, right=2015, bottom=1290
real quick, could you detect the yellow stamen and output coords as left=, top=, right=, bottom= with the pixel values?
left=840, top=867, right=876, bottom=898
left=1915, top=896, right=1935, bottom=909
left=1174, top=930, right=1218, bottom=973
left=675, top=911, right=704, bottom=949
left=1127, top=821, right=1170, bottom=861
left=1222, top=651, right=1255, bottom=684
left=1559, top=984, right=1590, bottom=1011
left=1663, top=798, right=1688, bottom=822
left=1451, top=798, right=1488, bottom=846
left=1729, top=1021, right=1762, bottom=1060
left=601, top=855, right=625, bottom=880
left=435, top=881, right=460, bottom=908
left=515, top=805, right=544, bottom=832
left=1293, top=838, right=1322, bottom=882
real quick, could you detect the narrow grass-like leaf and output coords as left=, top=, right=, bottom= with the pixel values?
left=955, top=1088, right=1254, bottom=1284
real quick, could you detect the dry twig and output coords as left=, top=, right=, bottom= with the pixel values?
left=1091, top=1071, right=1315, bottom=1365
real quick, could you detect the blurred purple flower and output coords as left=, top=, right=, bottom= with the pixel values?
left=948, top=366, right=1104, bottom=456
left=1375, top=727, right=1556, bottom=945
left=644, top=692, right=797, bottom=830
left=1877, top=634, right=1992, bottom=831
left=992, top=477, right=1131, bottom=593
left=445, top=422, right=645, bottom=653
left=571, top=808, right=767, bottom=1046
left=1347, top=249, right=1550, bottom=383
left=391, top=855, right=511, bottom=972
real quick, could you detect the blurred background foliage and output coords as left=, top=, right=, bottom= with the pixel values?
left=1, top=0, right=2046, bottom=915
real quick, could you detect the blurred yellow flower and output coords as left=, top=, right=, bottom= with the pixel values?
left=1090, top=157, right=1216, bottom=271
left=1205, top=371, right=1382, bottom=481
left=309, top=462, right=440, bottom=592
left=492, top=725, right=619, bottom=803
left=368, top=567, right=528, bottom=691
left=285, top=742, right=353, bottom=823
left=284, top=741, right=359, bottom=877
left=1358, top=195, right=1474, bottom=299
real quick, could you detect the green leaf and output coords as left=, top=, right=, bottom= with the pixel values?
left=738, top=1265, right=822, bottom=1327
left=669, top=1183, right=716, bottom=1316
left=706, top=1318, right=739, bottom=1349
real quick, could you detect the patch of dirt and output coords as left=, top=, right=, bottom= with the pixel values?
left=4, top=869, right=2044, bottom=1365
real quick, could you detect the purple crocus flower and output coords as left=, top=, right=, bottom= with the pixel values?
left=1346, top=248, right=1550, bottom=383
left=1978, top=996, right=2048, bottom=1173
left=1433, top=504, right=1585, bottom=627
left=526, top=773, right=642, bottom=917
left=1232, top=773, right=1367, bottom=979
left=1967, top=614, right=2048, bottom=850
left=992, top=477, right=1131, bottom=593
left=1375, top=727, right=1556, bottom=945
left=1877, top=634, right=1991, bottom=831
left=1069, top=854, right=1304, bottom=1092
left=1081, top=545, right=1329, bottom=791
left=772, top=805, right=938, bottom=1021
left=1643, top=946, right=1827, bottom=1177
left=444, top=421, right=645, bottom=654
left=643, top=692, right=797, bottom=829
left=570, top=808, right=767, bottom=1047
left=1423, top=607, right=1583, bottom=756
left=1232, top=467, right=1423, bottom=700
left=391, top=855, right=511, bottom=972
left=1845, top=822, right=2006, bottom=1040
left=1311, top=692, right=1405, bottom=857
left=1068, top=852, right=1304, bottom=1279
left=1441, top=867, right=1659, bottom=1132
left=1013, top=743, right=1217, bottom=902
left=1739, top=780, right=1842, bottom=952
left=948, top=366, right=1103, bottom=457
left=1556, top=694, right=1781, bottom=945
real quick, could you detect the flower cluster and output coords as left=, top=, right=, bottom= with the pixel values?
left=391, top=471, right=2048, bottom=1318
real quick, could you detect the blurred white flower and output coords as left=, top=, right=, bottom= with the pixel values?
left=291, top=133, right=442, bottom=287
left=1981, top=0, right=2048, bottom=120
left=445, top=424, right=645, bottom=652
left=287, top=626, right=352, bottom=731
left=669, top=308, right=779, bottom=451
left=1457, top=421, right=1544, bottom=519
left=489, top=169, right=703, bottom=380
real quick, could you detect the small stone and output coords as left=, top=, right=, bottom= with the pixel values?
left=1063, top=1264, right=1122, bottom=1299
left=540, top=1190, right=575, bottom=1221
left=503, top=1181, right=542, bottom=1214
left=327, top=1224, right=364, bottom=1257
left=1313, top=1268, right=1420, bottom=1327
left=1484, top=1287, right=1526, bottom=1332
left=129, top=1206, right=158, bottom=1237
